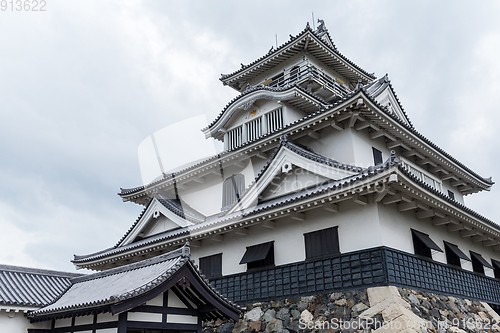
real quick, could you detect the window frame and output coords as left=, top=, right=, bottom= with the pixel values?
left=304, top=226, right=340, bottom=260
left=372, top=147, right=383, bottom=166
left=199, top=253, right=223, bottom=279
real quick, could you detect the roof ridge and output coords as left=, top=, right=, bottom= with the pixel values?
left=72, top=245, right=190, bottom=284
left=220, top=22, right=375, bottom=83
left=0, top=264, right=82, bottom=278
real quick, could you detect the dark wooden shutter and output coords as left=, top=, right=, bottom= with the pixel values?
left=304, top=227, right=339, bottom=259
left=199, top=253, right=222, bottom=279
left=372, top=147, right=383, bottom=165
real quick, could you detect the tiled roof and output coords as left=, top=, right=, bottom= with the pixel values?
left=397, top=164, right=500, bottom=231
left=220, top=22, right=375, bottom=83
left=72, top=226, right=189, bottom=264
left=358, top=83, right=493, bottom=186
left=0, top=265, right=82, bottom=308
left=119, top=78, right=492, bottom=204
left=363, top=74, right=413, bottom=128
left=203, top=84, right=329, bottom=132
left=31, top=245, right=241, bottom=319
left=111, top=197, right=204, bottom=249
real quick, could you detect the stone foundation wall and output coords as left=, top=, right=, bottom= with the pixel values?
left=204, top=287, right=500, bottom=333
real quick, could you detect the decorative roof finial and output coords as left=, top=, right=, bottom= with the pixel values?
left=355, top=79, right=364, bottom=90
left=317, top=19, right=326, bottom=33
left=306, top=22, right=310, bottom=30
left=268, top=46, right=274, bottom=54
left=280, top=134, right=288, bottom=143
left=241, top=63, right=245, bottom=69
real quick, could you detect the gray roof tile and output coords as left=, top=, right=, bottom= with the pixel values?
left=0, top=265, right=81, bottom=307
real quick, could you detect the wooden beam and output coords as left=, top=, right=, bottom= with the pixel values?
left=290, top=212, right=306, bottom=221
left=330, top=120, right=344, bottom=131
left=416, top=209, right=436, bottom=220
left=398, top=201, right=418, bottom=212
left=440, top=174, right=457, bottom=181
left=233, top=161, right=245, bottom=168
left=483, top=240, right=499, bottom=247
left=382, top=193, right=411, bottom=205
left=262, top=220, right=276, bottom=229
left=416, top=202, right=431, bottom=211
left=336, top=113, right=352, bottom=122
left=355, top=121, right=371, bottom=131
left=234, top=228, right=248, bottom=236
left=374, top=189, right=389, bottom=203
left=472, top=235, right=490, bottom=243
left=210, top=234, right=223, bottom=242
left=447, top=223, right=465, bottom=232
left=370, top=130, right=386, bottom=140
left=307, top=130, right=320, bottom=140
left=430, top=166, right=447, bottom=174
left=432, top=216, right=452, bottom=226
left=324, top=203, right=339, bottom=213
left=451, top=179, right=467, bottom=187
left=190, top=240, right=201, bottom=248
left=193, top=177, right=205, bottom=184
left=252, top=152, right=268, bottom=159
left=349, top=112, right=359, bottom=128
left=416, top=158, right=436, bottom=167
left=459, top=229, right=478, bottom=237
left=353, top=194, right=368, bottom=205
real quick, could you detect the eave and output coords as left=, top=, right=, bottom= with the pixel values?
left=351, top=89, right=494, bottom=194
left=220, top=27, right=375, bottom=91
left=203, top=85, right=329, bottom=140
left=119, top=87, right=492, bottom=208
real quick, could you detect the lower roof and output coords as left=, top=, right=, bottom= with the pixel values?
left=0, top=265, right=82, bottom=308
left=29, top=245, right=241, bottom=321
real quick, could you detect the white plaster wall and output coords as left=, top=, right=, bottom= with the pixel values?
left=300, top=126, right=355, bottom=165
left=191, top=199, right=383, bottom=276
left=75, top=314, right=94, bottom=325
left=378, top=202, right=500, bottom=277
left=167, top=289, right=188, bottom=308
left=0, top=310, right=50, bottom=333
left=166, top=314, right=198, bottom=324
left=146, top=293, right=164, bottom=306
left=97, top=312, right=119, bottom=323
left=127, top=312, right=162, bottom=322
left=55, top=317, right=72, bottom=328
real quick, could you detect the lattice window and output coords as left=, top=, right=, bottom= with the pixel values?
left=266, top=108, right=283, bottom=134
left=227, top=126, right=242, bottom=150
left=221, top=174, right=245, bottom=210
left=246, top=117, right=262, bottom=141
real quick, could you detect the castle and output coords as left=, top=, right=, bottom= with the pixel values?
left=2, top=20, right=500, bottom=333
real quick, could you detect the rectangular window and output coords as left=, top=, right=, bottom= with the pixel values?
left=444, top=241, right=469, bottom=268
left=448, top=190, right=455, bottom=200
left=411, top=229, right=443, bottom=259
left=239, top=242, right=274, bottom=271
left=199, top=253, right=222, bottom=279
left=265, top=108, right=284, bottom=134
left=492, top=260, right=500, bottom=279
left=246, top=117, right=262, bottom=142
left=227, top=126, right=242, bottom=150
left=470, top=251, right=493, bottom=275
left=304, top=227, right=340, bottom=260
left=372, top=147, right=383, bottom=166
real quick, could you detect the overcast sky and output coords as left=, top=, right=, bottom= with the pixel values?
left=1, top=1, right=500, bottom=272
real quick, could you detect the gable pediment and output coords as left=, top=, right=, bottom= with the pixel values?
left=119, top=198, right=195, bottom=247
left=374, top=85, right=410, bottom=126
left=227, top=142, right=362, bottom=214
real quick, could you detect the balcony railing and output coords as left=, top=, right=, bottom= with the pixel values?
left=265, top=62, right=350, bottom=97
left=400, top=158, right=443, bottom=193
